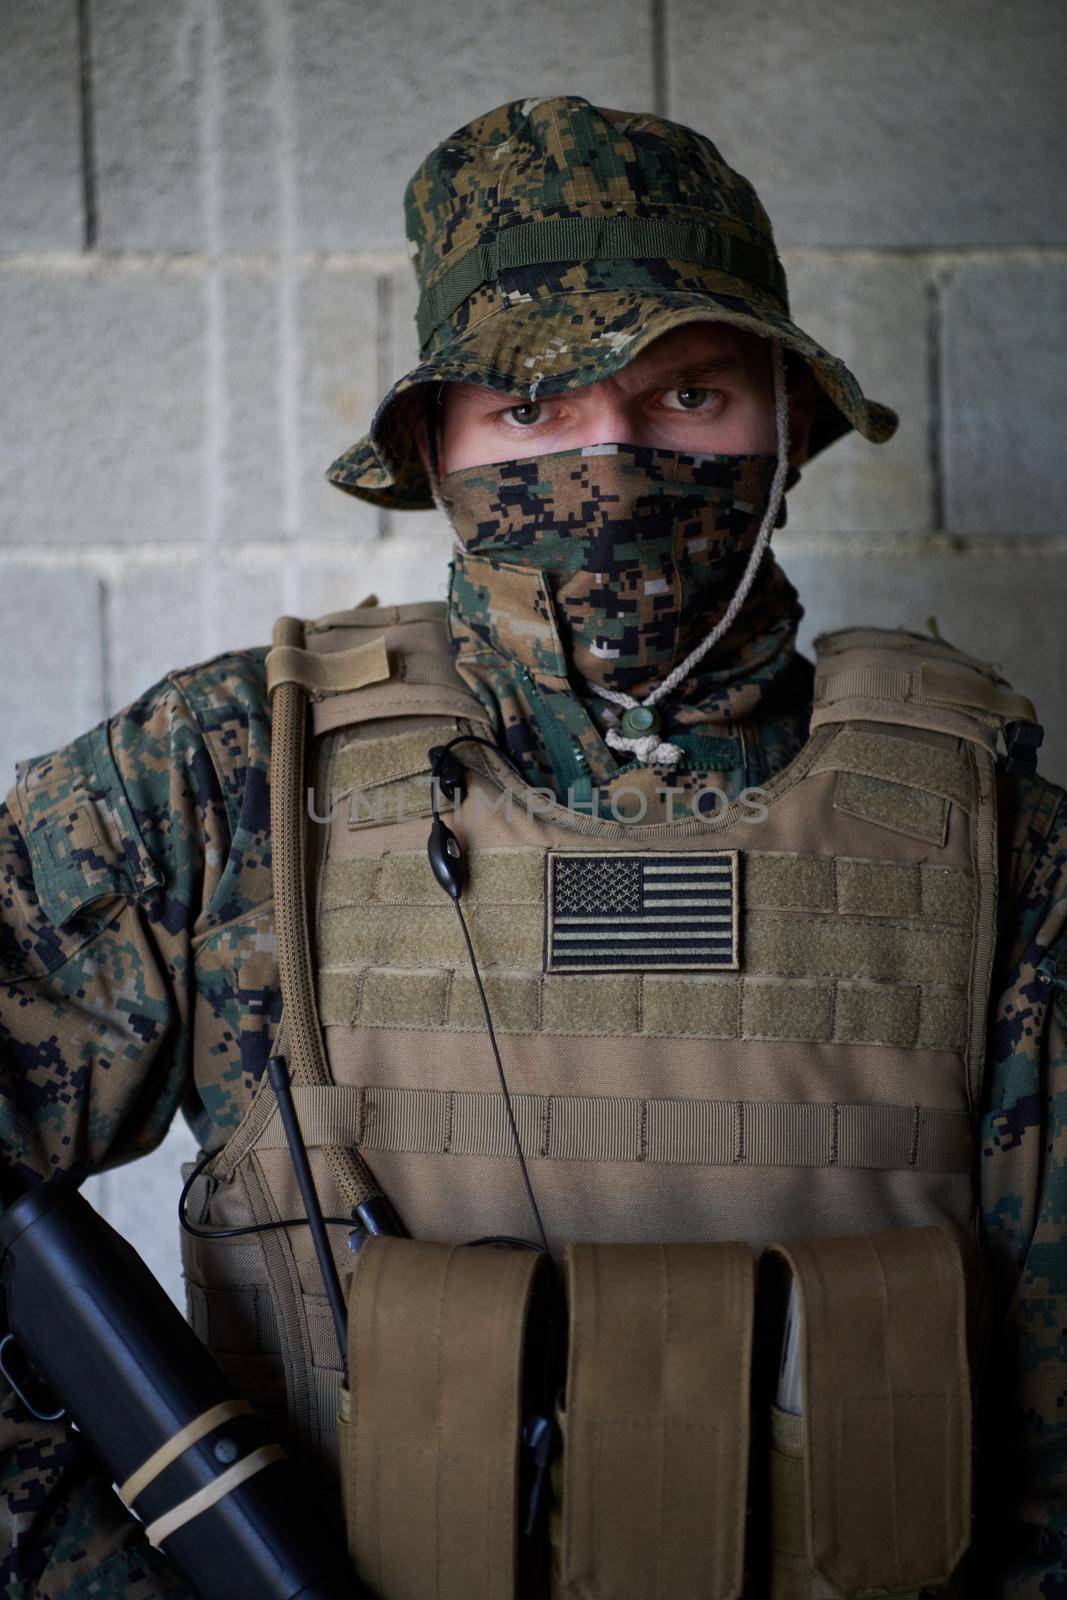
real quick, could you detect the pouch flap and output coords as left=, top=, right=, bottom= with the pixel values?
left=331, top=724, right=462, bottom=827
left=13, top=723, right=162, bottom=934
left=344, top=1236, right=546, bottom=1600
left=556, top=1241, right=753, bottom=1600
left=765, top=1225, right=971, bottom=1596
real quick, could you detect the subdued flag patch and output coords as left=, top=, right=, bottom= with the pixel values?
left=544, top=850, right=739, bottom=973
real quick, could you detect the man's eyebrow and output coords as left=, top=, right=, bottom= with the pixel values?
left=646, top=357, right=743, bottom=386
left=453, top=356, right=743, bottom=408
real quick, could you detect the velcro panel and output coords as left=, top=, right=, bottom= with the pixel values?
left=745, top=911, right=970, bottom=986
left=836, top=858, right=922, bottom=917
left=741, top=978, right=835, bottom=1042
left=376, top=847, right=543, bottom=905
left=743, top=852, right=835, bottom=912
left=360, top=968, right=449, bottom=1027
left=920, top=864, right=975, bottom=923
left=555, top=1243, right=753, bottom=1600
left=332, top=726, right=442, bottom=792
left=834, top=980, right=920, bottom=1047
left=810, top=726, right=973, bottom=808
left=347, top=770, right=441, bottom=827
left=835, top=770, right=948, bottom=844
left=449, top=970, right=542, bottom=1032
left=323, top=847, right=544, bottom=906
left=317, top=967, right=968, bottom=1050
left=345, top=1237, right=543, bottom=1599
left=541, top=974, right=640, bottom=1035
left=918, top=988, right=968, bottom=1051
left=320, top=903, right=544, bottom=967
left=641, top=974, right=739, bottom=1037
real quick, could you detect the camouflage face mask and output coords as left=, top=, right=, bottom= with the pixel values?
left=440, top=441, right=781, bottom=698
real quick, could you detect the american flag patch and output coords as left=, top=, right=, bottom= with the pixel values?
left=545, top=850, right=739, bottom=973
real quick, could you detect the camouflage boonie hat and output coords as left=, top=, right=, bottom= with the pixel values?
left=327, top=96, right=899, bottom=511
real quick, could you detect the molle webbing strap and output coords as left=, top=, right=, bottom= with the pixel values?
left=416, top=213, right=787, bottom=346
left=267, top=638, right=481, bottom=700
left=764, top=1226, right=971, bottom=1595
left=295, top=598, right=490, bottom=734
left=265, top=636, right=391, bottom=697
left=253, top=1084, right=974, bottom=1174
left=553, top=1242, right=753, bottom=1600
left=343, top=1236, right=545, bottom=1600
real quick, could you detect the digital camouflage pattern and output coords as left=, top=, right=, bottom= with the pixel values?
left=442, top=442, right=781, bottom=696
left=325, top=96, right=898, bottom=510
left=1, top=627, right=1063, bottom=1595
left=446, top=442, right=811, bottom=815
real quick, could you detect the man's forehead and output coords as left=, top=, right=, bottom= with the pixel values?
left=444, top=321, right=764, bottom=408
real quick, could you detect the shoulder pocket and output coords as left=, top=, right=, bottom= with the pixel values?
left=14, top=721, right=163, bottom=932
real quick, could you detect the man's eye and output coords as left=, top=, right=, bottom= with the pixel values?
left=668, top=387, right=712, bottom=411
left=503, top=401, right=544, bottom=426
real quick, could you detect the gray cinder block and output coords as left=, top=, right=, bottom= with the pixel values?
left=289, top=0, right=655, bottom=249
left=667, top=0, right=1067, bottom=248
left=299, top=266, right=382, bottom=540
left=0, top=0, right=85, bottom=251
left=91, top=0, right=282, bottom=253
left=105, top=553, right=285, bottom=712
left=0, top=566, right=105, bottom=795
left=783, top=252, right=935, bottom=535
left=0, top=268, right=206, bottom=545
left=942, top=260, right=1067, bottom=538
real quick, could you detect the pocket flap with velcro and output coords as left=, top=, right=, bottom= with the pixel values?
left=332, top=725, right=460, bottom=827
left=554, top=1241, right=754, bottom=1600
left=343, top=1235, right=550, bottom=1600
left=763, top=1224, right=971, bottom=1597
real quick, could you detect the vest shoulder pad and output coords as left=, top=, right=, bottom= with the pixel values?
left=811, top=624, right=1040, bottom=760
left=265, top=598, right=490, bottom=736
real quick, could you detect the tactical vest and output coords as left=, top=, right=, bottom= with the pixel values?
left=180, top=600, right=1037, bottom=1599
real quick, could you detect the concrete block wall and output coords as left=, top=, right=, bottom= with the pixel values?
left=2, top=0, right=1064, bottom=1303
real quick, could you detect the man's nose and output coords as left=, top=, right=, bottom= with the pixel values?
left=579, top=396, right=641, bottom=444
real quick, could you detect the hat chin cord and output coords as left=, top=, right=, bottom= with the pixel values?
left=426, top=343, right=791, bottom=771
left=598, top=339, right=790, bottom=767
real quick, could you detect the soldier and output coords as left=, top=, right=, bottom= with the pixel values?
left=1, top=96, right=1064, bottom=1598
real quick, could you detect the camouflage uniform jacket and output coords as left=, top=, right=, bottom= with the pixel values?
left=0, top=640, right=1064, bottom=1598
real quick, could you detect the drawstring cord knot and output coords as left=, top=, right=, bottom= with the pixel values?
left=604, top=726, right=685, bottom=766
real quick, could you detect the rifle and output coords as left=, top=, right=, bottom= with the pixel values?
left=0, top=1167, right=360, bottom=1600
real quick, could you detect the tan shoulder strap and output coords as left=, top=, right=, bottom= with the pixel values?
left=811, top=625, right=1038, bottom=753
left=266, top=599, right=490, bottom=736
left=266, top=613, right=385, bottom=1210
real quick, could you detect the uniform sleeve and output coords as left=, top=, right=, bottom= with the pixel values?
left=0, top=671, right=242, bottom=1598
left=978, top=770, right=1067, bottom=1595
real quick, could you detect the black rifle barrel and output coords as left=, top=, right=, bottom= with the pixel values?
left=0, top=1177, right=360, bottom=1600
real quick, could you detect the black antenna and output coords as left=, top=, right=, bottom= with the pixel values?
left=266, top=1056, right=349, bottom=1376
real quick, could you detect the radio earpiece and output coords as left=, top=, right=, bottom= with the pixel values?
left=425, top=735, right=551, bottom=1258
